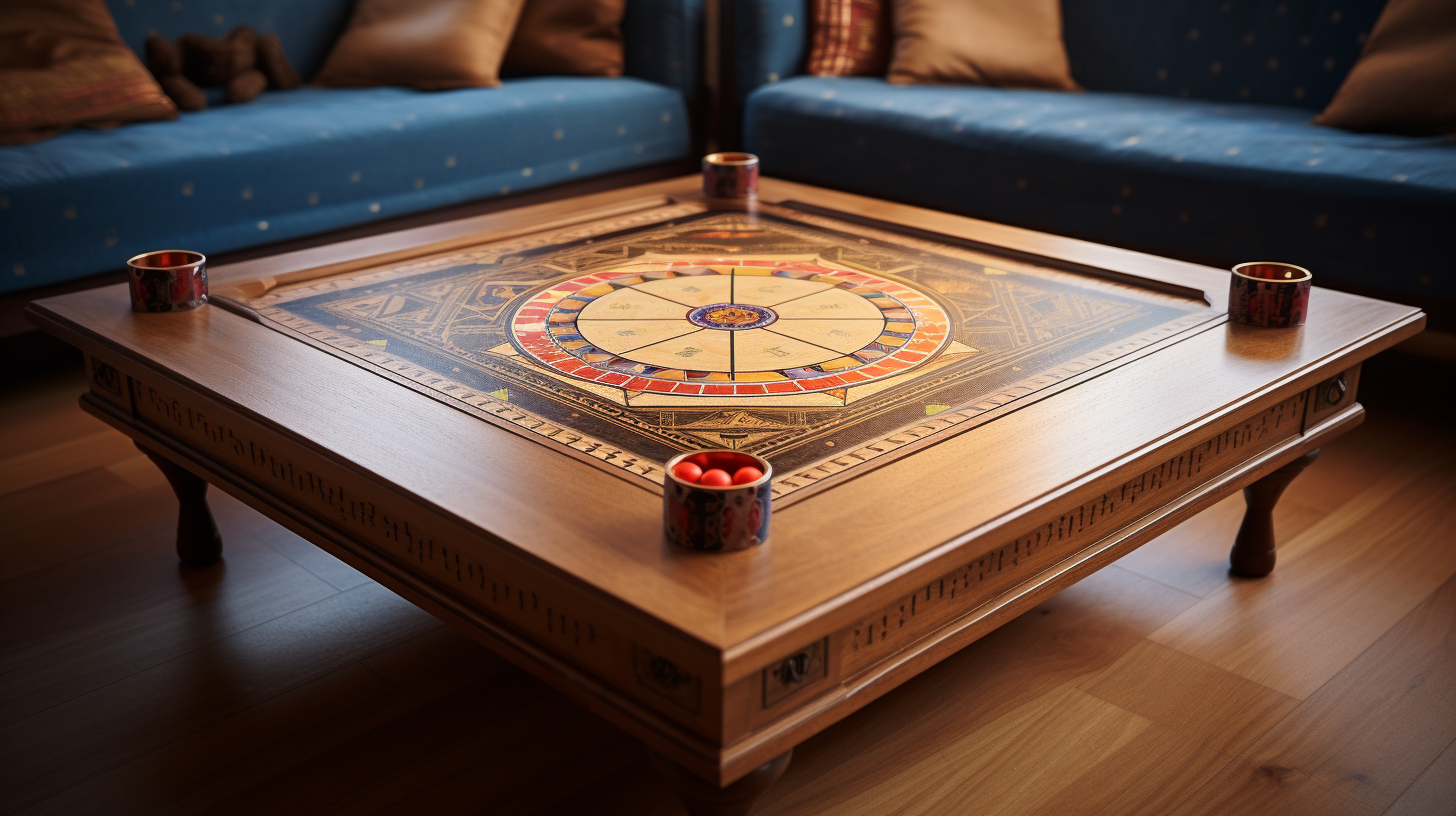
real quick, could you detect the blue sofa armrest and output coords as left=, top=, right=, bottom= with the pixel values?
left=624, top=0, right=706, bottom=101
left=732, top=0, right=809, bottom=102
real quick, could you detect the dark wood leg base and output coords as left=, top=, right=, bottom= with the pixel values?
left=137, top=444, right=223, bottom=567
left=1230, top=449, right=1319, bottom=578
left=651, top=751, right=792, bottom=816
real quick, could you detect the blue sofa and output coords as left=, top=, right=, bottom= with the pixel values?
left=0, top=0, right=701, bottom=295
left=736, top=0, right=1456, bottom=302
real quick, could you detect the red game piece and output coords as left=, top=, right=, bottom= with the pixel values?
left=672, top=461, right=703, bottom=483
left=732, top=466, right=763, bottom=485
left=699, top=468, right=733, bottom=487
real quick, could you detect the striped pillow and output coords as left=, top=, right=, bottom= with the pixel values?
left=0, top=0, right=176, bottom=145
left=807, top=0, right=892, bottom=77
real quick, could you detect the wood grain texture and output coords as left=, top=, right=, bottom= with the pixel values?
left=1149, top=446, right=1456, bottom=698
left=1168, top=760, right=1383, bottom=816
left=0, top=348, right=1450, bottom=814
left=28, top=176, right=1425, bottom=669
left=1233, top=571, right=1456, bottom=810
left=12, top=175, right=1432, bottom=800
left=1385, top=738, right=1456, bottom=816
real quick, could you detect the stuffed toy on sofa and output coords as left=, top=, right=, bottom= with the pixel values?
left=144, top=25, right=300, bottom=111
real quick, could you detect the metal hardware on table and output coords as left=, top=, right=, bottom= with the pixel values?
left=779, top=652, right=810, bottom=684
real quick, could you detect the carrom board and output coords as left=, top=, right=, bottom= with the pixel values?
left=31, top=175, right=1421, bottom=799
left=242, top=200, right=1218, bottom=505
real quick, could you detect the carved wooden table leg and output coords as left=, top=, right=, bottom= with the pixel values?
left=137, top=444, right=223, bottom=567
left=650, top=750, right=792, bottom=816
left=1230, top=449, right=1319, bottom=577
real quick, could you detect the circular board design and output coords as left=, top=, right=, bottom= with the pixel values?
left=510, top=261, right=951, bottom=397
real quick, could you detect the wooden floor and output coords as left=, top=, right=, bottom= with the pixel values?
left=2, top=338, right=1453, bottom=816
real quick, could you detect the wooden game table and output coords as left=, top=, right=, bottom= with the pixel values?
left=27, top=177, right=1424, bottom=815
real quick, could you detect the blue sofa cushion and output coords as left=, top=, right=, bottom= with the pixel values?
left=746, top=77, right=1456, bottom=299
left=1063, top=0, right=1386, bottom=111
left=1, top=79, right=688, bottom=293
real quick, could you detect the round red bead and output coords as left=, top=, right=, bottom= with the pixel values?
left=732, top=466, right=763, bottom=485
left=699, top=468, right=733, bottom=487
left=672, top=461, right=703, bottom=483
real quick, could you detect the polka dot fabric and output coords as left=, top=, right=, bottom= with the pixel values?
left=746, top=77, right=1456, bottom=299
left=1, top=0, right=701, bottom=293
left=734, top=0, right=809, bottom=102
left=1062, top=0, right=1388, bottom=111
left=0, top=81, right=688, bottom=293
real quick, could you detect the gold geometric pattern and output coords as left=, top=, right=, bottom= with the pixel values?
left=253, top=205, right=1217, bottom=505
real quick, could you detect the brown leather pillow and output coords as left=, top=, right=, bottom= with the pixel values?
left=315, top=0, right=527, bottom=90
left=0, top=0, right=176, bottom=145
left=502, top=0, right=626, bottom=77
left=886, top=0, right=1079, bottom=91
left=807, top=0, right=892, bottom=77
left=1315, top=0, right=1456, bottom=136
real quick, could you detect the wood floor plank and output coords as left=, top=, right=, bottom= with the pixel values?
left=817, top=685, right=1150, bottom=816
left=1385, top=738, right=1456, bottom=816
left=1114, top=494, right=1323, bottom=599
left=1077, top=639, right=1299, bottom=756
left=0, top=429, right=141, bottom=497
left=254, top=524, right=373, bottom=592
left=383, top=711, right=635, bottom=815
left=207, top=670, right=571, bottom=816
left=360, top=624, right=511, bottom=705
left=104, top=451, right=170, bottom=490
left=17, top=663, right=413, bottom=816
left=1029, top=723, right=1232, bottom=816
left=1278, top=410, right=1451, bottom=518
left=0, top=582, right=437, bottom=812
left=1168, top=760, right=1382, bottom=816
left=0, top=369, right=93, bottom=461
left=1148, top=451, right=1456, bottom=699
left=3, top=329, right=1450, bottom=815
left=532, top=755, right=680, bottom=816
left=0, top=467, right=174, bottom=582
left=754, top=567, right=1198, bottom=816
left=0, top=530, right=339, bottom=726
left=1231, top=571, right=1456, bottom=811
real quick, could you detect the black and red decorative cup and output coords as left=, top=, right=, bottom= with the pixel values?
left=127, top=249, right=208, bottom=313
left=663, top=449, right=772, bottom=552
left=1229, top=262, right=1310, bottom=328
left=702, top=152, right=759, bottom=200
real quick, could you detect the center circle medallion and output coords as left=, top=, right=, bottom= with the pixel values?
left=510, top=261, right=953, bottom=397
left=687, top=302, right=777, bottom=330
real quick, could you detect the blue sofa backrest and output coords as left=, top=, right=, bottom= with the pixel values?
left=106, top=0, right=349, bottom=81
left=732, top=0, right=1384, bottom=112
left=1062, top=0, right=1386, bottom=111
left=105, top=0, right=703, bottom=99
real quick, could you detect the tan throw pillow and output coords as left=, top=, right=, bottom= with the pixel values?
left=501, top=0, right=626, bottom=77
left=0, top=0, right=176, bottom=145
left=1315, top=0, right=1456, bottom=136
left=887, top=0, right=1078, bottom=91
left=315, top=0, right=527, bottom=90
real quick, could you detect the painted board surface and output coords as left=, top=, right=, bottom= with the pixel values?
left=250, top=206, right=1216, bottom=504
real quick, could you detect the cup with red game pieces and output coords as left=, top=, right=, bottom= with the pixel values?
left=662, top=449, right=772, bottom=552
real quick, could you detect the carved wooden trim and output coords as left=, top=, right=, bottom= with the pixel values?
left=120, top=370, right=723, bottom=739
